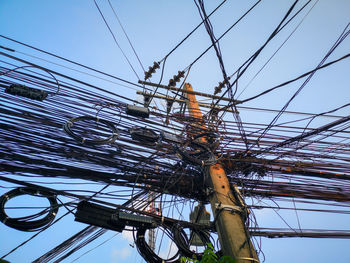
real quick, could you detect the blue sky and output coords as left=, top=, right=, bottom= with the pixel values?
left=0, top=1, right=350, bottom=262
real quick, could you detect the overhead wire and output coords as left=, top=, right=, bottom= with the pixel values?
left=1, top=2, right=350, bottom=260
left=93, top=0, right=141, bottom=80
left=237, top=0, right=319, bottom=99
left=0, top=35, right=142, bottom=89
left=251, top=23, right=350, bottom=151
left=107, top=0, right=145, bottom=73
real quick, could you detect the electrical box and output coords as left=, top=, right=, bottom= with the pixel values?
left=75, top=201, right=125, bottom=232
left=161, top=131, right=183, bottom=144
left=130, top=127, right=159, bottom=144
left=5, top=84, right=48, bottom=101
left=126, top=104, right=149, bottom=118
left=189, top=204, right=210, bottom=246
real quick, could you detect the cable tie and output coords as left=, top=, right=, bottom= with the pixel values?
left=81, top=138, right=86, bottom=144
left=161, top=216, right=164, bottom=224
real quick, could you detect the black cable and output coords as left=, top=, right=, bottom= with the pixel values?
left=136, top=223, right=183, bottom=263
left=160, top=0, right=227, bottom=63
left=250, top=23, right=350, bottom=151
left=0, top=187, right=58, bottom=232
left=172, top=223, right=211, bottom=260
left=63, top=116, right=119, bottom=145
left=93, top=0, right=140, bottom=80
left=185, top=0, right=262, bottom=71
left=0, top=51, right=140, bottom=104
left=210, top=0, right=306, bottom=117
left=107, top=0, right=145, bottom=73
left=223, top=52, right=350, bottom=109
left=0, top=35, right=142, bottom=89
left=0, top=65, right=60, bottom=97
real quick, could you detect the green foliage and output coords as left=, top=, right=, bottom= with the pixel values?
left=180, top=244, right=236, bottom=263
left=0, top=259, right=11, bottom=263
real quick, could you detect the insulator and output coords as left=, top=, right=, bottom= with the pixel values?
left=214, top=82, right=223, bottom=95
left=144, top=72, right=151, bottom=80
left=143, top=93, right=151, bottom=107
left=166, top=98, right=173, bottom=113
left=178, top=70, right=185, bottom=78
left=5, top=84, right=48, bottom=101
left=168, top=78, right=176, bottom=87
left=168, top=70, right=185, bottom=87
left=144, top=61, right=160, bottom=80
left=214, top=78, right=230, bottom=95
left=152, top=61, right=160, bottom=70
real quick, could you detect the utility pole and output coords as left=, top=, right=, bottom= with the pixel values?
left=184, top=83, right=259, bottom=263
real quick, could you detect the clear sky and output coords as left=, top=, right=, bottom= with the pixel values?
left=0, top=1, right=350, bottom=263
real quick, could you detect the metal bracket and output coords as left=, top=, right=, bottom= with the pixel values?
left=215, top=203, right=242, bottom=213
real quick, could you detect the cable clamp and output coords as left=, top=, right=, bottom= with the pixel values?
left=215, top=203, right=242, bottom=213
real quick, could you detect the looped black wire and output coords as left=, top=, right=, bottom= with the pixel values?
left=135, top=222, right=182, bottom=263
left=172, top=223, right=211, bottom=260
left=136, top=222, right=214, bottom=262
left=0, top=187, right=59, bottom=232
left=63, top=116, right=119, bottom=145
left=94, top=102, right=123, bottom=126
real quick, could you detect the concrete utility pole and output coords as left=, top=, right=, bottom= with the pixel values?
left=184, top=83, right=259, bottom=263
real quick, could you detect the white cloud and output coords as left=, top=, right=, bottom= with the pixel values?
left=159, top=240, right=179, bottom=259
left=111, top=246, right=132, bottom=260
left=121, top=228, right=135, bottom=243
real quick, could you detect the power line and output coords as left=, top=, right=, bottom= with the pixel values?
left=94, top=0, right=140, bottom=80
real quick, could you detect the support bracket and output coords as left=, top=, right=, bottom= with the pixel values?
left=215, top=203, right=242, bottom=213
